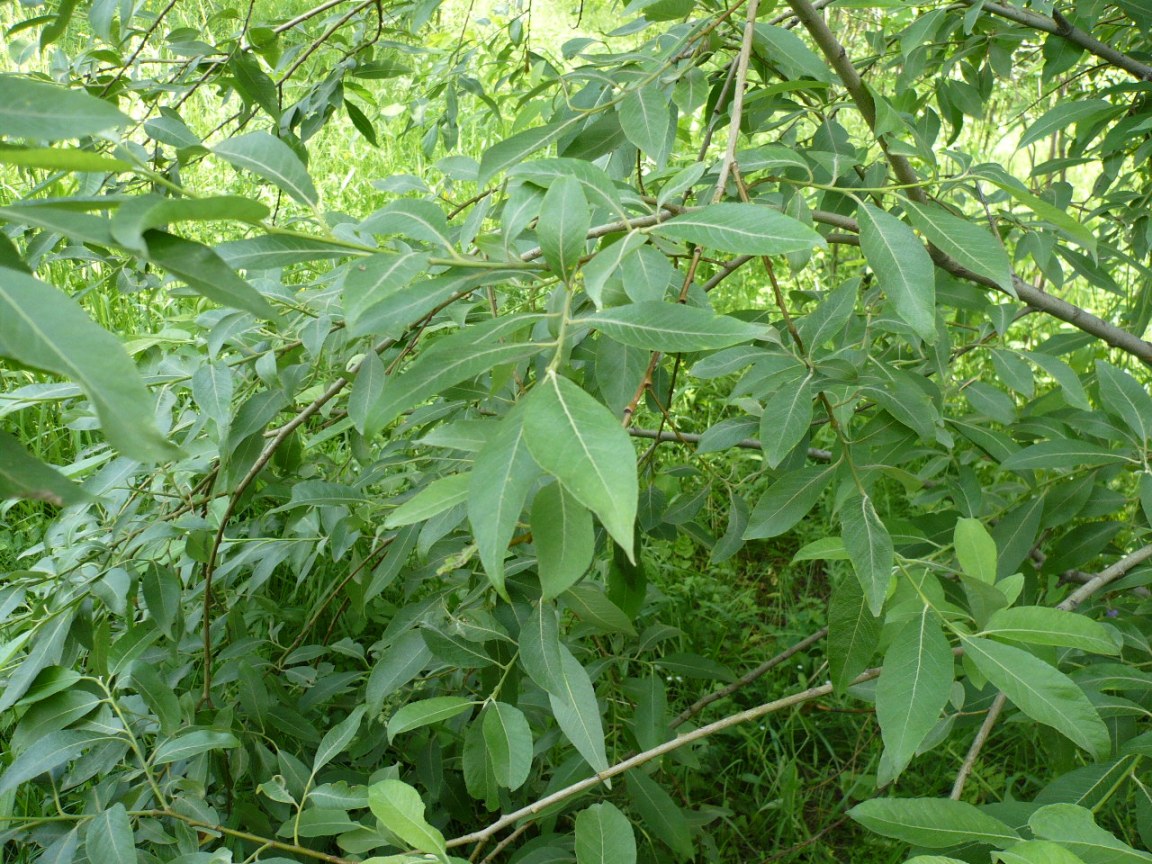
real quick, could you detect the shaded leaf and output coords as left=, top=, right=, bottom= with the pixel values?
left=653, top=203, right=825, bottom=255
left=213, top=132, right=318, bottom=206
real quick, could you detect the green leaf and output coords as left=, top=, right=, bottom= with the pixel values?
left=385, top=474, right=471, bottom=527
left=11, top=688, right=102, bottom=751
left=858, top=204, right=936, bottom=341
left=111, top=194, right=269, bottom=253
left=904, top=200, right=1014, bottom=292
left=313, top=706, right=366, bottom=773
left=752, top=24, right=836, bottom=82
left=521, top=601, right=567, bottom=697
left=388, top=697, right=474, bottom=742
left=482, top=701, right=533, bottom=790
left=995, top=840, right=1089, bottom=864
left=652, top=203, right=825, bottom=255
left=1095, top=360, right=1152, bottom=445
left=584, top=302, right=770, bottom=352
left=1024, top=351, right=1090, bottom=410
left=152, top=729, right=240, bottom=764
left=982, top=607, right=1121, bottom=655
left=0, top=268, right=179, bottom=462
left=363, top=199, right=455, bottom=252
left=131, top=663, right=181, bottom=735
left=0, top=611, right=76, bottom=713
left=626, top=771, right=693, bottom=860
left=548, top=645, right=609, bottom=774
left=478, top=119, right=579, bottom=186
left=875, top=608, right=954, bottom=780
left=0, top=75, right=129, bottom=140
left=341, top=252, right=434, bottom=337
left=213, top=132, right=319, bottom=207
left=533, top=482, right=595, bottom=599
left=0, top=146, right=130, bottom=172
left=962, top=637, right=1109, bottom=757
left=991, top=496, right=1044, bottom=579
left=469, top=410, right=541, bottom=596
left=538, top=175, right=590, bottom=282
left=0, top=730, right=99, bottom=796
left=575, top=802, right=636, bottom=864
left=366, top=630, right=432, bottom=716
left=849, top=797, right=1020, bottom=848
left=619, top=86, right=673, bottom=166
left=1019, top=100, right=1119, bottom=149
left=744, top=463, right=836, bottom=539
left=216, top=234, right=356, bottom=270
left=229, top=52, right=280, bottom=119
left=761, top=373, right=813, bottom=468
left=828, top=574, right=881, bottom=693
left=349, top=350, right=388, bottom=438
left=0, top=431, right=92, bottom=505
left=367, top=779, right=449, bottom=861
left=971, top=164, right=1096, bottom=254
left=1029, top=803, right=1152, bottom=863
left=1000, top=441, right=1131, bottom=472
left=143, top=231, right=277, bottom=319
left=955, top=518, right=997, bottom=584
left=523, top=372, right=638, bottom=559
left=86, top=804, right=137, bottom=864
left=378, top=316, right=546, bottom=429
left=294, top=808, right=361, bottom=838
left=841, top=493, right=893, bottom=616
left=563, top=583, right=637, bottom=636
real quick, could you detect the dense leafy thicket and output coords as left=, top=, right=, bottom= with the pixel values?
left=2, top=0, right=1152, bottom=862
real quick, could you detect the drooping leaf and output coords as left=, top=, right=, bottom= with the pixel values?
left=744, top=463, right=836, bottom=539
left=875, top=608, right=954, bottom=780
left=142, top=231, right=277, bottom=319
left=349, top=350, right=388, bottom=438
left=537, top=175, right=590, bottom=282
left=0, top=268, right=179, bottom=462
left=858, top=204, right=936, bottom=341
left=523, top=372, right=638, bottom=559
left=548, top=645, right=609, bottom=774
left=849, top=797, right=1020, bottom=848
left=962, top=636, right=1110, bottom=757
left=652, top=203, right=825, bottom=255
left=478, top=119, right=579, bottom=186
left=1095, top=360, right=1152, bottom=445
left=619, top=86, right=674, bottom=167
left=626, top=771, right=694, bottom=860
left=482, top=701, right=533, bottom=790
left=828, top=574, right=881, bottom=693
left=533, top=482, right=595, bottom=599
left=760, top=373, right=813, bottom=468
left=841, top=493, right=893, bottom=616
left=584, top=302, right=770, bottom=352
left=213, top=132, right=319, bottom=206
left=521, top=601, right=567, bottom=697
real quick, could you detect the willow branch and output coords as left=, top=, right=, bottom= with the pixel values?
left=627, top=427, right=832, bottom=461
left=967, top=0, right=1152, bottom=82
left=446, top=665, right=884, bottom=849
left=712, top=0, right=761, bottom=202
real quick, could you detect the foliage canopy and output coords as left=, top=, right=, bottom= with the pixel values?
left=2, top=0, right=1152, bottom=862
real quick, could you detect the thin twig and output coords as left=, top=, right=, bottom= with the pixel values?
left=672, top=627, right=829, bottom=727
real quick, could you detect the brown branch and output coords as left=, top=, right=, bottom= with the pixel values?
left=968, top=1, right=1152, bottom=81
left=627, top=427, right=832, bottom=461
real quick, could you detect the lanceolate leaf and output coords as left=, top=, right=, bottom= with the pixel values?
left=0, top=730, right=101, bottom=796
left=962, top=636, right=1110, bottom=757
left=385, top=473, right=471, bottom=527
left=841, top=493, right=893, bottom=616
left=744, top=463, right=836, bottom=539
left=532, top=481, right=595, bottom=599
left=143, top=231, right=277, bottom=319
left=652, top=203, right=825, bottom=255
left=1029, top=803, right=1152, bottom=863
left=849, top=797, right=1020, bottom=848
left=213, top=132, right=319, bottom=207
left=1000, top=441, right=1131, bottom=472
left=548, top=645, right=609, bottom=774
left=954, top=517, right=997, bottom=584
left=312, top=706, right=366, bottom=773
left=483, top=701, right=533, bottom=790
left=1095, top=360, right=1152, bottom=445
left=0, top=268, right=179, bottom=461
left=584, top=302, right=770, bottom=352
left=858, top=204, right=936, bottom=341
left=904, top=200, right=1013, bottom=292
left=626, top=771, right=694, bottom=860
left=469, top=409, right=541, bottom=595
left=86, top=804, right=137, bottom=864
left=521, top=601, right=567, bottom=697
left=478, top=119, right=580, bottom=186
left=523, top=372, right=638, bottom=559
left=982, top=607, right=1121, bottom=655
left=538, top=175, right=590, bottom=281
left=760, top=373, right=813, bottom=468
left=387, top=696, right=474, bottom=742
left=875, top=608, right=954, bottom=780
left=828, top=574, right=881, bottom=693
